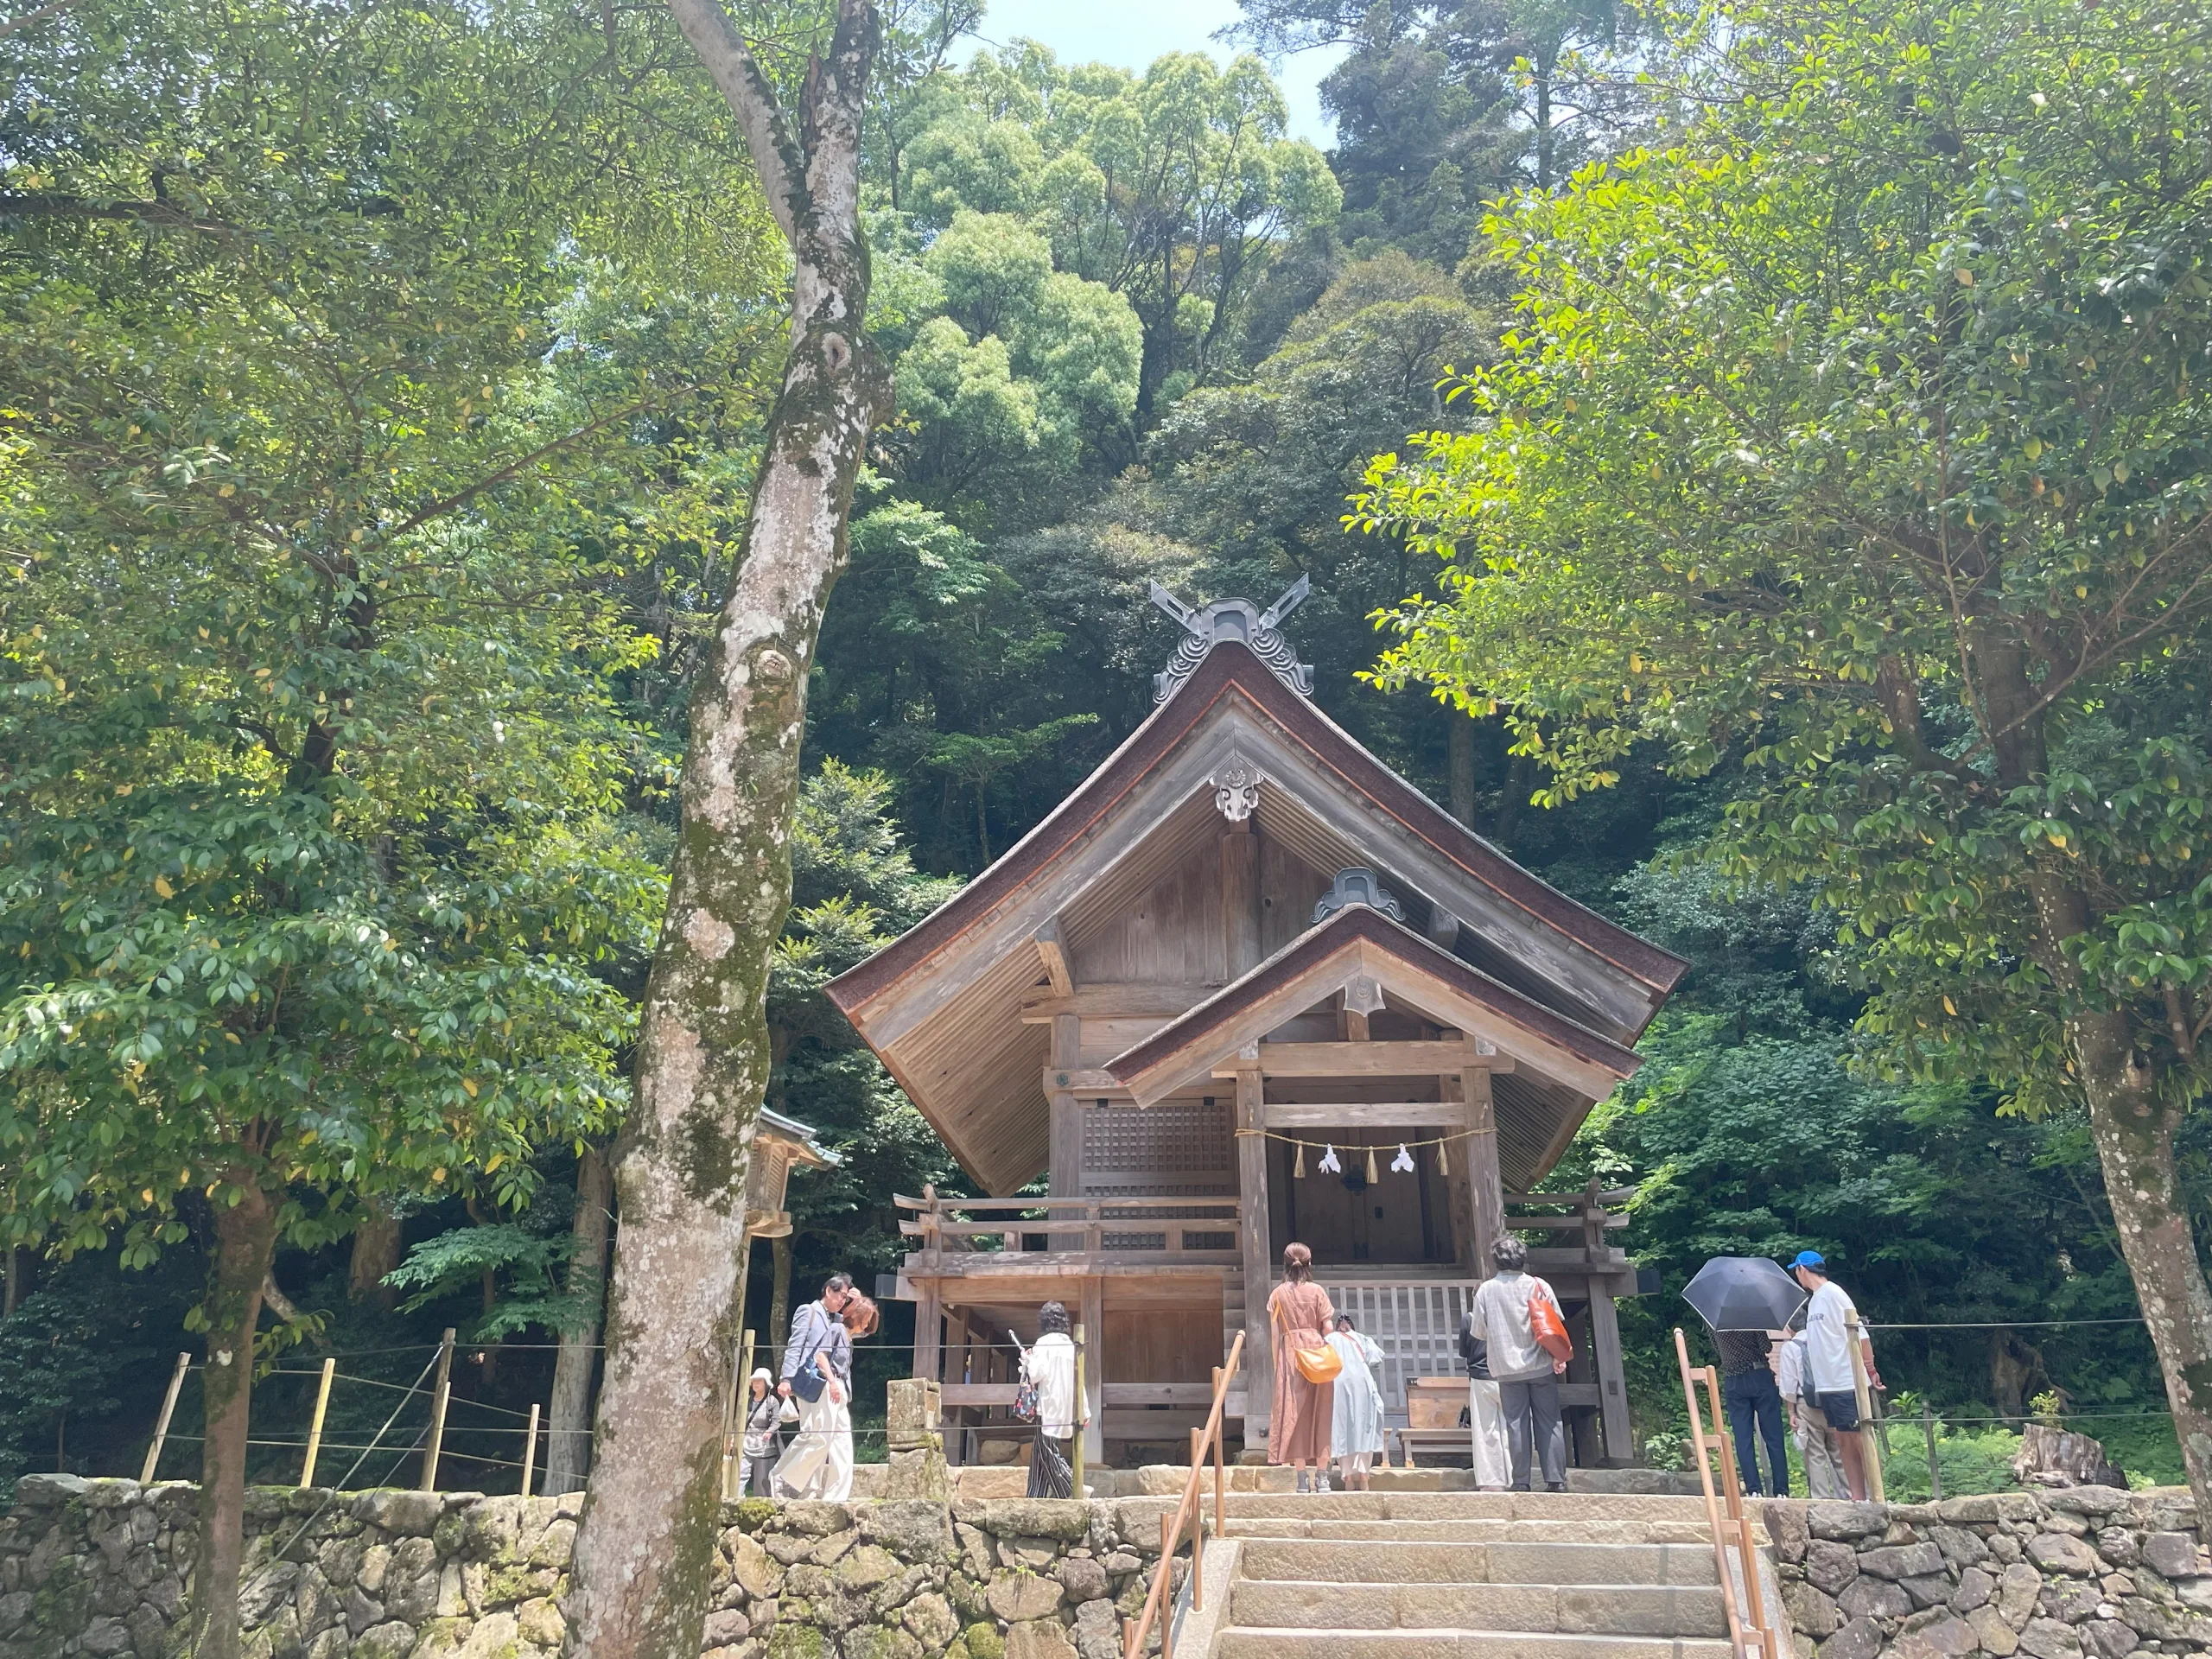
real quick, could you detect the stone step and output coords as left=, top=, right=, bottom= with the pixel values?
left=1215, top=1629, right=1735, bottom=1658
left=1236, top=1539, right=1721, bottom=1588
left=1212, top=1491, right=1719, bottom=1522
left=1224, top=1517, right=1713, bottom=1545
left=1227, top=1579, right=1728, bottom=1637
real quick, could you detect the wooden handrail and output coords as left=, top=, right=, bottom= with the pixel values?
left=1123, top=1329, right=1243, bottom=1659
left=1674, top=1327, right=1783, bottom=1659
left=894, top=1193, right=1239, bottom=1214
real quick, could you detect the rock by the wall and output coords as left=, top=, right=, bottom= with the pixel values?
left=0, top=1476, right=1179, bottom=1659
left=1760, top=1489, right=2211, bottom=1659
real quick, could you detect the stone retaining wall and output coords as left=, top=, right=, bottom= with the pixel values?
left=1760, top=1490, right=2212, bottom=1658
left=0, top=1476, right=1178, bottom=1659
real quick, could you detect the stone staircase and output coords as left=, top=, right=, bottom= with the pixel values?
left=1201, top=1491, right=1750, bottom=1658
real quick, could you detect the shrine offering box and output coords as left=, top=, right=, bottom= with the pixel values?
left=1406, top=1375, right=1465, bottom=1429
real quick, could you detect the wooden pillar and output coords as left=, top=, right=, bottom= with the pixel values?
left=1234, top=1055, right=1272, bottom=1445
left=1220, top=823, right=1260, bottom=980
left=1461, top=1065, right=1505, bottom=1278
left=1080, top=1275, right=1105, bottom=1465
left=1589, top=1277, right=1632, bottom=1462
left=1049, top=1013, right=1084, bottom=1204
left=913, top=1281, right=942, bottom=1384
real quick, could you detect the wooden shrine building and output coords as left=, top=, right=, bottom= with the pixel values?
left=825, top=585, right=1686, bottom=1466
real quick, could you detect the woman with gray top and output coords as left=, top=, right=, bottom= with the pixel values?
left=1470, top=1234, right=1568, bottom=1491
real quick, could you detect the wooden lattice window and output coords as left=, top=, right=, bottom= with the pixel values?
left=1083, top=1098, right=1232, bottom=1189
left=1084, top=1098, right=1233, bottom=1243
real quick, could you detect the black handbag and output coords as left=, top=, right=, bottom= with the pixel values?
left=787, top=1318, right=830, bottom=1403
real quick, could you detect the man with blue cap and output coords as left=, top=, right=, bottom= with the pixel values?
left=1791, top=1250, right=1882, bottom=1500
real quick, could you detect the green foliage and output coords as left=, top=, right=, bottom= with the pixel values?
left=892, top=41, right=1341, bottom=417
left=1359, top=0, right=2212, bottom=1126
left=0, top=1252, right=198, bottom=1502
left=382, top=1224, right=596, bottom=1341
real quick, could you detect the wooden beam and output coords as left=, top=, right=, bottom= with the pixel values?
left=1034, top=918, right=1075, bottom=998
left=1234, top=1059, right=1273, bottom=1448
left=1462, top=1065, right=1505, bottom=1279
left=1048, top=1015, right=1084, bottom=1200
left=914, top=1281, right=943, bottom=1384
left=1020, top=983, right=1214, bottom=1021
left=1589, top=1275, right=1633, bottom=1460
left=1263, top=1102, right=1469, bottom=1128
left=1043, top=1067, right=1124, bottom=1093
left=1222, top=823, right=1261, bottom=981
left=1212, top=1039, right=1514, bottom=1079
left=1080, top=1275, right=1105, bottom=1465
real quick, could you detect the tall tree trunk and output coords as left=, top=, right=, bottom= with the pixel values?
left=545, top=1144, right=613, bottom=1494
left=769, top=1233, right=793, bottom=1373
left=1980, top=638, right=2212, bottom=1529
left=191, top=1181, right=278, bottom=1659
left=349, top=1201, right=401, bottom=1309
left=3, top=1243, right=20, bottom=1317
left=1448, top=715, right=1476, bottom=830
left=2074, top=1008, right=2212, bottom=1525
left=564, top=5, right=889, bottom=1655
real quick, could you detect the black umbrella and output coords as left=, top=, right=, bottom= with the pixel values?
left=1681, top=1256, right=1808, bottom=1333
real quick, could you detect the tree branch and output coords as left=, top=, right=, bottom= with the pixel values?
left=363, top=390, right=677, bottom=556
left=664, top=0, right=804, bottom=240
left=0, top=194, right=240, bottom=236
left=0, top=0, right=76, bottom=40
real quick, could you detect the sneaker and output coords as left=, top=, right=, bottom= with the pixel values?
left=1545, top=1482, right=1568, bottom=1493
left=1317, top=1474, right=1332, bottom=1493
left=1294, top=1471, right=1311, bottom=1493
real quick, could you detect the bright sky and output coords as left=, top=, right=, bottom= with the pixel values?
left=958, top=0, right=1348, bottom=150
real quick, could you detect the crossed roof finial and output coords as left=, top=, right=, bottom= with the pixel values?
left=1147, top=575, right=1314, bottom=703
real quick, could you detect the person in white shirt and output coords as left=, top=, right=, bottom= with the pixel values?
left=1021, top=1300, right=1085, bottom=1497
left=1774, top=1319, right=1847, bottom=1498
left=1471, top=1235, right=1568, bottom=1491
left=1790, top=1250, right=1882, bottom=1500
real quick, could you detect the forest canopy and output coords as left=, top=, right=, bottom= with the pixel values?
left=2, top=0, right=2206, bottom=1547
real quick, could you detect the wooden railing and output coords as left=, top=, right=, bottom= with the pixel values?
left=1122, top=1329, right=1244, bottom=1659
left=1673, top=1327, right=1783, bottom=1659
left=895, top=1192, right=1240, bottom=1262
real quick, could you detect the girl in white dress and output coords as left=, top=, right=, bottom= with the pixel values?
left=1327, top=1313, right=1388, bottom=1491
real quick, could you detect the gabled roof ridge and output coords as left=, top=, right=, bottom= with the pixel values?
left=1103, top=901, right=1644, bottom=1091
left=824, top=639, right=1686, bottom=1020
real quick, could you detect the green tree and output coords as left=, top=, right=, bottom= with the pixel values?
left=0, top=0, right=717, bottom=1644
left=1357, top=0, right=2212, bottom=1522
left=899, top=42, right=1342, bottom=413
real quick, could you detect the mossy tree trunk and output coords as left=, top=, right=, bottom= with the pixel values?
left=347, top=1202, right=402, bottom=1309
left=190, top=1175, right=278, bottom=1659
left=1985, top=650, right=2212, bottom=1531
left=545, top=1143, right=613, bottom=1494
left=563, top=3, right=889, bottom=1654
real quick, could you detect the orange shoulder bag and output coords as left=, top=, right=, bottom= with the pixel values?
left=1528, top=1282, right=1573, bottom=1363
left=1274, top=1294, right=1343, bottom=1384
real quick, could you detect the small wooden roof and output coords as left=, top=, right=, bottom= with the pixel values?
left=1107, top=901, right=1642, bottom=1104
left=824, top=637, right=1685, bottom=1195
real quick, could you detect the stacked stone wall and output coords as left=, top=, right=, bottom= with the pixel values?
left=1763, top=1490, right=2212, bottom=1659
left=0, top=1477, right=1177, bottom=1659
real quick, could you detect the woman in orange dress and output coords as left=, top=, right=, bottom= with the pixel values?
left=1266, top=1242, right=1338, bottom=1491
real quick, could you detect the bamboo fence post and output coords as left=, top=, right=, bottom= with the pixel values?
left=1211, top=1365, right=1225, bottom=1535
left=722, top=1328, right=756, bottom=1502
left=300, top=1357, right=337, bottom=1488
left=420, top=1329, right=456, bottom=1491
left=1921, top=1402, right=1942, bottom=1501
left=1187, top=1426, right=1205, bottom=1611
left=1071, top=1324, right=1086, bottom=1497
left=1845, top=1312, right=1885, bottom=1503
left=140, top=1352, right=191, bottom=1484
left=522, top=1403, right=540, bottom=1497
